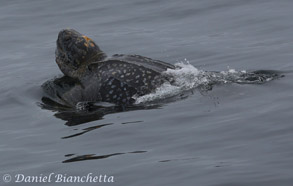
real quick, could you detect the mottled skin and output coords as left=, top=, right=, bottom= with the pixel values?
left=42, top=29, right=175, bottom=107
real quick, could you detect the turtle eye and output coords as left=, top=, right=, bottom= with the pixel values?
left=63, top=35, right=71, bottom=42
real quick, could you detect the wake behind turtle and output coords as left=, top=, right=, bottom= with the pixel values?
left=42, top=29, right=282, bottom=111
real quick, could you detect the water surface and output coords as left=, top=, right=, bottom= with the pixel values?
left=1, top=0, right=293, bottom=185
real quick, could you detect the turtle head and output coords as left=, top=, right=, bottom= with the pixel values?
left=55, top=29, right=106, bottom=79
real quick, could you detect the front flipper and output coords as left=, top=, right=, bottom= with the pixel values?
left=75, top=101, right=117, bottom=111
left=42, top=76, right=82, bottom=107
left=100, top=77, right=137, bottom=105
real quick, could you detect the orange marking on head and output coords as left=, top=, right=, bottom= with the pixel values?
left=90, top=43, right=95, bottom=47
left=82, top=35, right=93, bottom=42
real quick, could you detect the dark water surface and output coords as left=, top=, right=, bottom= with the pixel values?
left=1, top=0, right=293, bottom=185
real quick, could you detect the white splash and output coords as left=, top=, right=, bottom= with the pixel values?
left=135, top=61, right=208, bottom=104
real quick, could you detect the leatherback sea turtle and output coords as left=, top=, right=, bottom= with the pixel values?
left=42, top=29, right=282, bottom=111
left=42, top=29, right=175, bottom=108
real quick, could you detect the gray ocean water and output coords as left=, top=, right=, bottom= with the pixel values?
left=1, top=0, right=293, bottom=185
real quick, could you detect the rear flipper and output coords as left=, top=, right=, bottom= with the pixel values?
left=204, top=70, right=284, bottom=85
left=238, top=70, right=284, bottom=84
